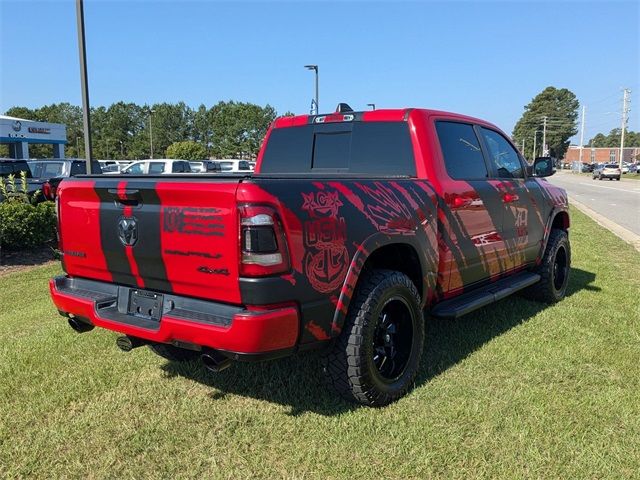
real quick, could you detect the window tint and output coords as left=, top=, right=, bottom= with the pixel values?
left=238, top=161, right=251, bottom=171
left=220, top=162, right=234, bottom=171
left=260, top=122, right=415, bottom=175
left=150, top=162, right=166, bottom=174
left=480, top=128, right=524, bottom=178
left=126, top=162, right=144, bottom=174
left=41, top=162, right=65, bottom=177
left=313, top=131, right=351, bottom=169
left=435, top=121, right=488, bottom=180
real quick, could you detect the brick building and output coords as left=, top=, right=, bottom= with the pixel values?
left=564, top=146, right=640, bottom=164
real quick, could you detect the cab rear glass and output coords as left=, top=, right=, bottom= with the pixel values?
left=260, top=122, right=416, bottom=176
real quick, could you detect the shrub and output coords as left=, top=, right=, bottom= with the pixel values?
left=0, top=201, right=57, bottom=250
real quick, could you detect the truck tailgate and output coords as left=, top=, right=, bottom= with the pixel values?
left=58, top=177, right=243, bottom=304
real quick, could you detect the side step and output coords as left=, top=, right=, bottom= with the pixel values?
left=431, top=272, right=540, bottom=320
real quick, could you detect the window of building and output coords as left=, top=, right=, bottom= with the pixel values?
left=435, top=121, right=488, bottom=180
left=479, top=128, right=524, bottom=178
left=591, top=149, right=595, bottom=162
left=609, top=150, right=616, bottom=163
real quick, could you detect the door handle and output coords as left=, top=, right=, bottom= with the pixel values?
left=107, top=188, right=141, bottom=206
left=449, top=195, right=473, bottom=208
left=502, top=193, right=518, bottom=203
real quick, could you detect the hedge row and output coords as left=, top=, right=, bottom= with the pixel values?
left=0, top=201, right=57, bottom=250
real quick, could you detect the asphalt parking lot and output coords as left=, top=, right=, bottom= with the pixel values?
left=547, top=171, right=640, bottom=236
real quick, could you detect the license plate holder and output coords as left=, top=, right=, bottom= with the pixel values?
left=128, top=289, right=163, bottom=321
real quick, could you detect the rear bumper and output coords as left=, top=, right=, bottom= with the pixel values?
left=50, top=276, right=299, bottom=357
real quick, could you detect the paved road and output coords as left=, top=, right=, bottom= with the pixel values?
left=546, top=171, right=640, bottom=235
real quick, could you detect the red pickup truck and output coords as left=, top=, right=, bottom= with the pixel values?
left=50, top=107, right=570, bottom=406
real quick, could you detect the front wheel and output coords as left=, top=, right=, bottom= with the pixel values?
left=322, top=270, right=424, bottom=407
left=522, top=229, right=571, bottom=303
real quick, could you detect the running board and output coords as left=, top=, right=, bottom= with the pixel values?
left=431, top=272, right=541, bottom=320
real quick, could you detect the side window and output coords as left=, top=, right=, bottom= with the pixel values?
left=127, top=163, right=144, bottom=175
left=150, top=162, right=166, bottom=174
left=70, top=162, right=86, bottom=175
left=182, top=161, right=192, bottom=172
left=435, top=121, right=488, bottom=180
left=480, top=128, right=524, bottom=179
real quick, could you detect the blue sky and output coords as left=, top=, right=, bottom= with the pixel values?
left=1, top=0, right=638, bottom=142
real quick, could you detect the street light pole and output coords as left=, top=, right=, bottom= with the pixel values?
left=304, top=65, right=319, bottom=114
left=75, top=0, right=94, bottom=173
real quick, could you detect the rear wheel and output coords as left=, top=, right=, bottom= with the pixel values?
left=148, top=343, right=200, bottom=362
left=322, top=270, right=424, bottom=407
left=523, top=229, right=570, bottom=303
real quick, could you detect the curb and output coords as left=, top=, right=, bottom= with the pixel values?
left=569, top=198, right=640, bottom=253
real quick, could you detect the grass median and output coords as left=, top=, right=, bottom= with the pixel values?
left=1, top=207, right=638, bottom=479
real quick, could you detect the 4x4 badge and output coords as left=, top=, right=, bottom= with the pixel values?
left=118, top=217, right=138, bottom=246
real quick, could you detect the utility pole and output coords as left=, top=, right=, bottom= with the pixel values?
left=533, top=130, right=538, bottom=161
left=579, top=105, right=586, bottom=163
left=542, top=116, right=548, bottom=157
left=521, top=138, right=525, bottom=156
left=149, top=110, right=155, bottom=159
left=619, top=88, right=631, bottom=169
left=75, top=0, right=94, bottom=173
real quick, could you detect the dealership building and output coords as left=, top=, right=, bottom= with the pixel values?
left=0, top=115, right=67, bottom=159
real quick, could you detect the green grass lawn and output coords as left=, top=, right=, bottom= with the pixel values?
left=1, top=207, right=639, bottom=479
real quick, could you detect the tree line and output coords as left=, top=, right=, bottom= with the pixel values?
left=2, top=101, right=290, bottom=160
left=512, top=86, right=639, bottom=161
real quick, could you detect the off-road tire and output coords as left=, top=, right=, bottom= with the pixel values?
left=523, top=229, right=571, bottom=303
left=322, top=269, right=424, bottom=407
left=148, top=343, right=200, bottom=362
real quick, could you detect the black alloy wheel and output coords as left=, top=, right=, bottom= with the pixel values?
left=372, top=298, right=414, bottom=382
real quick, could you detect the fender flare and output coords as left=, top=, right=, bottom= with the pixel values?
left=537, top=207, right=570, bottom=264
left=330, top=232, right=437, bottom=335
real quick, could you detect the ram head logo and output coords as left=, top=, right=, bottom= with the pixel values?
left=118, top=217, right=138, bottom=247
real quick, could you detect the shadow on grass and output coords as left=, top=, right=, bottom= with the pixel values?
left=161, top=267, right=597, bottom=416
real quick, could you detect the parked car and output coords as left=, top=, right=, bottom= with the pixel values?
left=592, top=163, right=621, bottom=181
left=0, top=159, right=34, bottom=201
left=0, top=158, right=32, bottom=178
left=628, top=163, right=639, bottom=174
left=217, top=159, right=254, bottom=173
left=50, top=106, right=570, bottom=406
left=99, top=160, right=131, bottom=173
left=29, top=159, right=103, bottom=201
left=121, top=159, right=192, bottom=175
left=621, top=163, right=630, bottom=174
left=581, top=163, right=595, bottom=173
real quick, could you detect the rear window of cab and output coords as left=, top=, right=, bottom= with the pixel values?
left=260, top=122, right=416, bottom=176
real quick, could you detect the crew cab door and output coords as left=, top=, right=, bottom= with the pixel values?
left=434, top=121, right=508, bottom=293
left=478, top=127, right=544, bottom=268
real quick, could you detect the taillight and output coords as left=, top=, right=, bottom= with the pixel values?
left=43, top=182, right=52, bottom=200
left=239, top=204, right=290, bottom=277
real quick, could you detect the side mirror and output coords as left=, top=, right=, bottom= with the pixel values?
left=532, top=157, right=555, bottom=177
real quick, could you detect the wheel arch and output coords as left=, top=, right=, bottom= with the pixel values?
left=537, top=208, right=570, bottom=264
left=330, top=234, right=437, bottom=335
